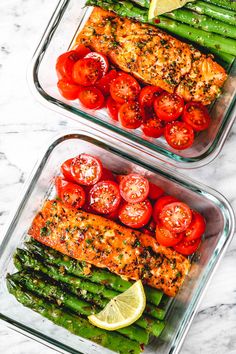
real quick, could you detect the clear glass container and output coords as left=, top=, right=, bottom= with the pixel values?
left=28, top=0, right=236, bottom=168
left=0, top=130, right=235, bottom=354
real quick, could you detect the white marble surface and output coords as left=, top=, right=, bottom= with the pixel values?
left=0, top=0, right=236, bottom=353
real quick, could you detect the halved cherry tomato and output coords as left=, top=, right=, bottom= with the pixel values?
left=118, top=102, right=143, bottom=129
left=141, top=218, right=156, bottom=236
left=141, top=117, right=165, bottom=138
left=153, top=195, right=179, bottom=223
left=174, top=237, right=201, bottom=255
left=110, top=73, right=141, bottom=103
left=57, top=80, right=81, bottom=100
left=104, top=207, right=120, bottom=221
left=106, top=96, right=122, bottom=121
left=73, top=44, right=91, bottom=58
left=72, top=58, right=102, bottom=86
left=115, top=174, right=126, bottom=184
left=164, top=121, right=194, bottom=150
left=183, top=102, right=211, bottom=132
left=118, top=200, right=152, bottom=229
left=154, top=92, right=184, bottom=122
left=155, top=223, right=184, bottom=247
left=85, top=52, right=109, bottom=77
left=56, top=50, right=80, bottom=81
left=89, top=181, right=121, bottom=214
left=96, top=70, right=118, bottom=96
left=55, top=176, right=69, bottom=199
left=71, top=154, right=103, bottom=186
left=159, top=202, right=192, bottom=233
left=148, top=182, right=164, bottom=200
left=184, top=210, right=206, bottom=241
left=78, top=87, right=104, bottom=109
left=61, top=158, right=75, bottom=182
left=60, top=182, right=85, bottom=209
left=139, top=86, right=163, bottom=108
left=120, top=174, right=149, bottom=203
left=100, top=168, right=115, bottom=181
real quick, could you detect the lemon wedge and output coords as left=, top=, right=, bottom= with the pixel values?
left=149, top=0, right=194, bottom=19
left=88, top=280, right=146, bottom=330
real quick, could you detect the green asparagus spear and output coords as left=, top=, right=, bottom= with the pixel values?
left=165, top=8, right=236, bottom=38
left=26, top=239, right=163, bottom=306
left=6, top=276, right=141, bottom=354
left=204, top=0, right=236, bottom=11
left=10, top=270, right=149, bottom=345
left=131, top=0, right=150, bottom=7
left=186, top=1, right=236, bottom=26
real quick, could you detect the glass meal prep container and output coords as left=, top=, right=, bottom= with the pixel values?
left=28, top=0, right=236, bottom=168
left=0, top=130, right=235, bottom=354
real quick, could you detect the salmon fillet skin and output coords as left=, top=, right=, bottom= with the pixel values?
left=75, top=7, right=227, bottom=105
left=28, top=200, right=191, bottom=297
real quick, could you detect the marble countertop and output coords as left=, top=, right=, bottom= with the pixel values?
left=1, top=0, right=236, bottom=353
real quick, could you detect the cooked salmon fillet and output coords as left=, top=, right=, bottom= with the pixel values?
left=29, top=200, right=191, bottom=297
left=74, top=7, right=227, bottom=105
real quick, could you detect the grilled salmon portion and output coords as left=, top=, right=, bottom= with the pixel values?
left=75, top=7, right=227, bottom=105
left=29, top=200, right=191, bottom=297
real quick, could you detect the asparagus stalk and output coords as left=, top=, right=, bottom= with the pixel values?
left=186, top=1, right=236, bottom=26
left=204, top=0, right=236, bottom=11
left=131, top=0, right=150, bottom=7
left=165, top=8, right=236, bottom=39
left=10, top=270, right=149, bottom=345
left=6, top=276, right=141, bottom=354
left=26, top=239, right=163, bottom=306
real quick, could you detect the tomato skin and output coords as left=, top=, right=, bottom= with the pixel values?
left=183, top=102, right=211, bottom=132
left=120, top=174, right=149, bottom=204
left=154, top=92, right=184, bottom=122
left=96, top=70, right=118, bottom=96
left=60, top=158, right=75, bottom=182
left=57, top=80, right=81, bottom=100
left=155, top=223, right=184, bottom=247
left=110, top=73, right=141, bottom=104
left=148, top=183, right=164, bottom=200
left=116, top=174, right=126, bottom=184
left=159, top=202, right=192, bottom=233
left=71, top=154, right=103, bottom=186
left=72, top=58, right=102, bottom=86
left=60, top=182, right=86, bottom=209
left=184, top=210, right=206, bottom=241
left=73, top=44, right=91, bottom=58
left=85, top=52, right=109, bottom=77
left=174, top=238, right=201, bottom=255
left=106, top=96, right=122, bottom=121
left=55, top=176, right=69, bottom=199
left=78, top=87, right=104, bottom=110
left=56, top=50, right=80, bottom=82
left=100, top=168, right=115, bottom=181
left=139, top=86, right=163, bottom=108
left=141, top=117, right=165, bottom=138
left=153, top=195, right=179, bottom=223
left=118, top=200, right=152, bottom=229
left=164, top=121, right=194, bottom=150
left=89, top=181, right=121, bottom=214
left=118, top=102, right=143, bottom=129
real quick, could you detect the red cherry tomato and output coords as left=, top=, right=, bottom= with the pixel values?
left=141, top=218, right=156, bottom=236
left=174, top=238, right=201, bottom=255
left=56, top=50, right=80, bottom=81
left=119, top=200, right=152, bottom=229
left=164, top=121, right=194, bottom=150
left=115, top=174, right=126, bottom=184
left=141, top=117, right=165, bottom=138
left=71, top=154, right=103, bottom=186
left=183, top=102, right=211, bottom=132
left=104, top=208, right=120, bottom=221
left=106, top=96, right=122, bottom=121
left=85, top=52, right=109, bottom=77
left=118, top=102, right=143, bottom=129
left=100, top=168, right=115, bottom=181
left=73, top=44, right=91, bottom=58
left=159, top=202, right=192, bottom=233
left=110, top=73, right=141, bottom=104
left=72, top=58, right=102, bottom=86
left=148, top=183, right=164, bottom=200
left=55, top=176, right=69, bottom=199
left=139, top=86, right=163, bottom=108
left=96, top=70, right=118, bottom=96
left=153, top=195, right=179, bottom=223
left=57, top=80, right=81, bottom=100
left=89, top=181, right=121, bottom=214
left=154, top=92, right=184, bottom=122
left=78, top=87, right=104, bottom=110
left=60, top=182, right=86, bottom=209
left=60, top=158, right=75, bottom=182
left=155, top=223, right=184, bottom=247
left=184, top=210, right=206, bottom=241
left=120, top=174, right=149, bottom=204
